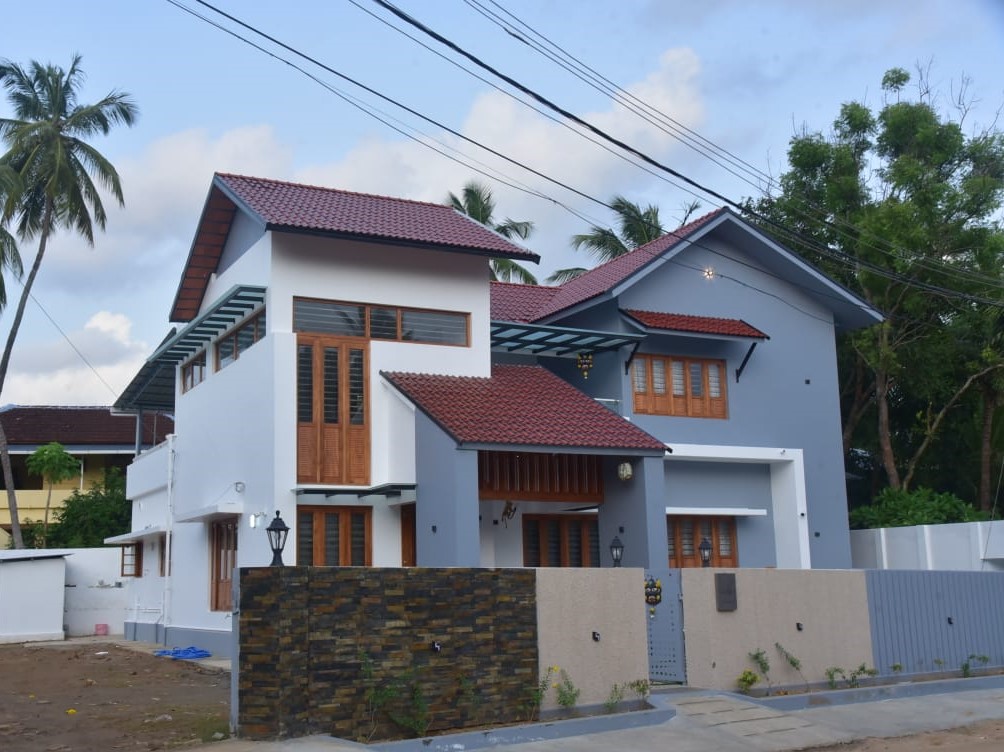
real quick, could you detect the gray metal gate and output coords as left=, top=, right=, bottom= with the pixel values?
left=645, top=568, right=686, bottom=683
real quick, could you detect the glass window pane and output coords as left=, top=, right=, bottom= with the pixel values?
left=323, top=348, right=340, bottom=424
left=294, top=299, right=365, bottom=336
left=544, top=520, right=561, bottom=567
left=689, top=363, right=703, bottom=397
left=667, top=518, right=676, bottom=558
left=257, top=309, right=266, bottom=340
left=297, top=345, right=313, bottom=423
left=297, top=511, right=314, bottom=566
left=524, top=521, right=540, bottom=566
left=217, top=337, right=235, bottom=369
left=401, top=309, right=467, bottom=345
left=370, top=307, right=398, bottom=339
left=587, top=521, right=600, bottom=568
left=632, top=360, right=648, bottom=394
left=567, top=522, right=583, bottom=567
left=349, top=349, right=365, bottom=425
left=236, top=322, right=255, bottom=356
left=681, top=520, right=694, bottom=555
left=351, top=512, right=366, bottom=565
left=708, top=363, right=721, bottom=398
left=718, top=521, right=733, bottom=556
left=671, top=362, right=685, bottom=396
left=652, top=359, right=666, bottom=395
left=324, top=512, right=340, bottom=566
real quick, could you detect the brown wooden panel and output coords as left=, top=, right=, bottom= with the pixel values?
left=478, top=451, right=603, bottom=502
left=320, top=423, right=343, bottom=484
left=297, top=424, right=317, bottom=483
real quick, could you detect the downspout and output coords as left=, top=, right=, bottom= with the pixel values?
left=163, top=433, right=176, bottom=645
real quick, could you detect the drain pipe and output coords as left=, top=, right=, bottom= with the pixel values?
left=163, top=434, right=176, bottom=646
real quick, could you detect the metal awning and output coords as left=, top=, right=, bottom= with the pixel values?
left=175, top=502, right=244, bottom=523
left=490, top=321, right=644, bottom=357
left=104, top=524, right=167, bottom=545
left=665, top=506, right=768, bottom=517
left=114, top=285, right=266, bottom=413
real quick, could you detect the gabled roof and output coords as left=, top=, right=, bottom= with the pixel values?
left=623, top=310, right=768, bottom=339
left=171, top=173, right=541, bottom=322
left=490, top=281, right=560, bottom=323
left=383, top=365, right=665, bottom=452
left=0, top=406, right=173, bottom=448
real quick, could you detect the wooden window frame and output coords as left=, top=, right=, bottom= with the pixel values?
left=666, top=515, right=738, bottom=568
left=295, top=505, right=373, bottom=566
left=209, top=518, right=238, bottom=612
left=632, top=354, right=728, bottom=419
left=214, top=308, right=266, bottom=372
left=522, top=514, right=600, bottom=568
left=120, top=543, right=143, bottom=577
left=158, top=533, right=170, bottom=577
left=293, top=297, right=470, bottom=348
left=181, top=350, right=207, bottom=393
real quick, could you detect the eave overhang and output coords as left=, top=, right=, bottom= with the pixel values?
left=490, top=321, right=644, bottom=357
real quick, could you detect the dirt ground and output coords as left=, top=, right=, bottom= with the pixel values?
left=0, top=640, right=229, bottom=751
left=2, top=640, right=1004, bottom=752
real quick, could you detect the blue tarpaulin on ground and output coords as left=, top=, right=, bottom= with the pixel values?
left=153, top=646, right=212, bottom=660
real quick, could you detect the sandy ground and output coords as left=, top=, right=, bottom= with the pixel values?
left=812, top=719, right=1004, bottom=751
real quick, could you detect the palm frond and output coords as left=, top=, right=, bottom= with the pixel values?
left=491, top=258, right=538, bottom=285
left=546, top=267, right=588, bottom=284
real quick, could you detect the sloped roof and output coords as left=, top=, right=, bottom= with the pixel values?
left=0, top=406, right=173, bottom=448
left=171, top=173, right=540, bottom=322
left=624, top=310, right=768, bottom=339
left=383, top=365, right=665, bottom=452
left=490, top=281, right=560, bottom=322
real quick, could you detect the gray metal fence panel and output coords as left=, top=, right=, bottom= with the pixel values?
left=646, top=568, right=686, bottom=683
left=867, top=570, right=1004, bottom=677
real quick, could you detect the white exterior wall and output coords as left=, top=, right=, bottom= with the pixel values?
left=850, top=521, right=1004, bottom=571
left=0, top=556, right=65, bottom=643
left=61, top=548, right=129, bottom=636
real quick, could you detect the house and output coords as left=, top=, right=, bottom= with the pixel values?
left=0, top=405, right=172, bottom=545
left=112, top=173, right=881, bottom=653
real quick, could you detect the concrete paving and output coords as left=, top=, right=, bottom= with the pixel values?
left=207, top=683, right=1004, bottom=752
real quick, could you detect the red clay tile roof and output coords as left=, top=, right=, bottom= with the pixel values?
left=217, top=174, right=540, bottom=261
left=624, top=310, right=768, bottom=339
left=490, top=282, right=560, bottom=322
left=0, top=406, right=173, bottom=447
left=384, top=365, right=665, bottom=451
left=530, top=208, right=727, bottom=321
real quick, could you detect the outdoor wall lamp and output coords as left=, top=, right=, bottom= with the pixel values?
left=617, top=461, right=633, bottom=481
left=266, top=511, right=289, bottom=567
left=699, top=537, right=712, bottom=567
left=610, top=536, right=624, bottom=567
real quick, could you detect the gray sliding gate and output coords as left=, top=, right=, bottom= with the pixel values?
left=646, top=568, right=686, bottom=683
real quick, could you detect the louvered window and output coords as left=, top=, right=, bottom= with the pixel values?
left=666, top=515, right=738, bottom=568
left=522, top=515, right=601, bottom=567
left=294, top=297, right=469, bottom=347
left=215, top=309, right=266, bottom=371
left=296, top=506, right=372, bottom=566
left=632, top=354, right=728, bottom=418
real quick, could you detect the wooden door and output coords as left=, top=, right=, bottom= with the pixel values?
left=667, top=516, right=738, bottom=568
left=400, top=504, right=416, bottom=567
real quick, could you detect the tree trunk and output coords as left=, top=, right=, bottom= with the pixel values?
left=41, top=482, right=52, bottom=549
left=0, top=198, right=53, bottom=548
left=979, top=387, right=998, bottom=513
left=875, top=368, right=901, bottom=489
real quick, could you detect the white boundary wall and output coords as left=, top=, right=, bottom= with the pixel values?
left=850, top=520, right=1004, bottom=571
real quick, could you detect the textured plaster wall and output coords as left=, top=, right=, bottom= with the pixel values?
left=681, top=568, right=873, bottom=691
left=535, top=567, right=649, bottom=710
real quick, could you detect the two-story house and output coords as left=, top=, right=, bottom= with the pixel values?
left=112, top=173, right=880, bottom=653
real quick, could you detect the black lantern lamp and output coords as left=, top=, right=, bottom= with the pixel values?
left=266, top=511, right=289, bottom=567
left=610, top=535, right=624, bottom=567
left=698, top=537, right=712, bottom=567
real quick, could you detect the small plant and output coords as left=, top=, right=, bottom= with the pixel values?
left=960, top=654, right=988, bottom=678
left=890, top=663, right=903, bottom=674
left=748, top=648, right=772, bottom=692
left=388, top=675, right=431, bottom=738
left=523, top=666, right=556, bottom=721
left=603, top=683, right=625, bottom=713
left=359, top=650, right=401, bottom=742
left=933, top=658, right=944, bottom=670
left=847, top=663, right=878, bottom=688
left=824, top=666, right=846, bottom=690
left=775, top=642, right=808, bottom=691
left=628, top=678, right=651, bottom=701
left=554, top=669, right=581, bottom=710
left=736, top=669, right=760, bottom=694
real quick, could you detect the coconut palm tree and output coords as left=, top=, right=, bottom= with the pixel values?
left=0, top=55, right=137, bottom=547
left=547, top=198, right=700, bottom=283
left=447, top=181, right=538, bottom=284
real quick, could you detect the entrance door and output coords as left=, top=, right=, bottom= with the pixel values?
left=667, top=516, right=738, bottom=567
left=400, top=504, right=416, bottom=567
left=297, top=336, right=369, bottom=485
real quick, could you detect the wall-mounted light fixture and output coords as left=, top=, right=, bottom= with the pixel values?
left=617, top=461, right=633, bottom=481
left=234, top=481, right=246, bottom=494
left=699, top=537, right=712, bottom=567
left=266, top=511, right=289, bottom=567
left=248, top=511, right=267, bottom=529
left=610, top=536, right=624, bottom=567
left=703, top=266, right=716, bottom=280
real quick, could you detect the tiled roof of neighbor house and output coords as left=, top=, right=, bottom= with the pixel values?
left=384, top=364, right=666, bottom=451
left=624, top=310, right=768, bottom=339
left=489, top=282, right=560, bottom=322
left=218, top=174, right=540, bottom=260
left=0, top=406, right=173, bottom=447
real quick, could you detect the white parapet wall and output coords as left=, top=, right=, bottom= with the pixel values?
left=0, top=553, right=67, bottom=643
left=59, top=548, right=129, bottom=636
left=850, top=521, right=1004, bottom=571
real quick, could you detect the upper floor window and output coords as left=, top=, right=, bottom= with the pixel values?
left=632, top=354, right=727, bottom=419
left=181, top=351, right=206, bottom=393
left=216, top=309, right=266, bottom=371
left=294, top=298, right=469, bottom=347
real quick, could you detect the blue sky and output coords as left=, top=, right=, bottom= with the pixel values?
left=0, top=0, right=1002, bottom=404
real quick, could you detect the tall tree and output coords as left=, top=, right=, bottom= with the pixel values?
left=754, top=67, right=1004, bottom=501
left=0, top=55, right=137, bottom=547
left=26, top=442, right=78, bottom=548
left=447, top=181, right=538, bottom=284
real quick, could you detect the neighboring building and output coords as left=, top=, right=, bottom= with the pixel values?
left=0, top=406, right=172, bottom=545
left=112, top=173, right=881, bottom=653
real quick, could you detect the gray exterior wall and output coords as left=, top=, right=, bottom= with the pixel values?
left=414, top=411, right=480, bottom=567
left=544, top=231, right=853, bottom=568
left=598, top=455, right=668, bottom=568
left=217, top=208, right=265, bottom=274
left=665, top=460, right=775, bottom=566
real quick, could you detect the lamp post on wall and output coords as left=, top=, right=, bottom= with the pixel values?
left=610, top=536, right=624, bottom=567
left=266, top=511, right=289, bottom=567
left=698, top=537, right=712, bottom=568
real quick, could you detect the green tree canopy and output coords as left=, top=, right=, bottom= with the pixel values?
left=25, top=441, right=78, bottom=547
left=17, top=468, right=129, bottom=549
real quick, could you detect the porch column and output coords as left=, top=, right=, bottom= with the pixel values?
left=414, top=411, right=480, bottom=566
left=598, top=454, right=667, bottom=568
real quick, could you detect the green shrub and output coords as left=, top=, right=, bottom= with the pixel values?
left=849, top=486, right=986, bottom=530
